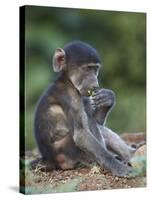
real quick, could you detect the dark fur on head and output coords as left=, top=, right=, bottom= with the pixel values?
left=63, top=40, right=101, bottom=66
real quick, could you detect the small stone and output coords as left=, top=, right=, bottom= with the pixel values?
left=90, top=166, right=100, bottom=174
left=123, top=179, right=127, bottom=184
left=115, top=177, right=119, bottom=181
left=61, top=180, right=67, bottom=183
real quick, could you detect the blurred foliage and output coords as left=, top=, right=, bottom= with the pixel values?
left=20, top=158, right=80, bottom=195
left=22, top=6, right=146, bottom=150
left=23, top=179, right=80, bottom=194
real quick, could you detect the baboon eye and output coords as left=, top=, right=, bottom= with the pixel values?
left=86, top=66, right=92, bottom=72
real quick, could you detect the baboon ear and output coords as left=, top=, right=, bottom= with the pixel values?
left=53, top=48, right=66, bottom=72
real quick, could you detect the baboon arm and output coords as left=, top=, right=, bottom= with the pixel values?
left=72, top=108, right=132, bottom=177
left=93, top=107, right=111, bottom=125
left=73, top=128, right=132, bottom=176
left=91, top=89, right=116, bottom=125
left=83, top=96, right=111, bottom=126
left=73, top=128, right=122, bottom=172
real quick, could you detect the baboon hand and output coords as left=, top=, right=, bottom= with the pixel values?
left=92, top=88, right=116, bottom=109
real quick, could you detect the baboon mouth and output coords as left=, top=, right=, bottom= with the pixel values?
left=87, top=87, right=100, bottom=96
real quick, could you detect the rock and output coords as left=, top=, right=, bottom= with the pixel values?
left=133, top=144, right=146, bottom=157
left=121, top=132, right=146, bottom=144
left=130, top=145, right=146, bottom=177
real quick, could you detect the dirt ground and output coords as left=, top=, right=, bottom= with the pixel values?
left=20, top=133, right=146, bottom=194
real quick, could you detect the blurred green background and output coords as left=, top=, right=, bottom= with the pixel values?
left=24, top=6, right=146, bottom=150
